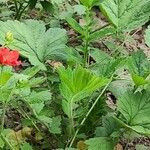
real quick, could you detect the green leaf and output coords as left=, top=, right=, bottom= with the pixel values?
left=127, top=50, right=150, bottom=85
left=0, top=137, right=4, bottom=148
left=90, top=48, right=123, bottom=77
left=113, top=116, right=150, bottom=136
left=28, top=0, right=38, bottom=9
left=25, top=90, right=51, bottom=115
left=29, top=91, right=51, bottom=103
left=129, top=126, right=150, bottom=135
left=100, top=0, right=150, bottom=32
left=49, top=116, right=61, bottom=134
left=104, top=40, right=128, bottom=56
left=29, top=77, right=46, bottom=87
left=57, top=148, right=76, bottom=150
left=80, top=0, right=104, bottom=8
left=145, top=25, right=150, bottom=48
left=0, top=70, right=12, bottom=86
left=73, top=5, right=86, bottom=15
left=21, top=142, right=33, bottom=150
left=40, top=0, right=54, bottom=14
left=95, top=114, right=120, bottom=137
left=37, top=115, right=62, bottom=135
left=85, top=137, right=115, bottom=150
left=135, top=144, right=149, bottom=150
left=59, top=66, right=109, bottom=102
left=65, top=47, right=83, bottom=65
left=38, top=115, right=52, bottom=124
left=0, top=73, right=28, bottom=103
left=90, top=48, right=112, bottom=63
left=0, top=20, right=67, bottom=70
left=89, top=27, right=116, bottom=42
left=132, top=74, right=149, bottom=86
left=109, top=79, right=133, bottom=99
left=128, top=50, right=147, bottom=76
left=1, top=129, right=23, bottom=150
left=58, top=66, right=109, bottom=118
left=22, top=66, right=40, bottom=78
left=117, top=90, right=150, bottom=135
left=66, top=17, right=84, bottom=35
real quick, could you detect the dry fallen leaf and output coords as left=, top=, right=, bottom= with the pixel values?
left=46, top=60, right=63, bottom=69
left=77, top=140, right=88, bottom=150
left=115, top=143, right=123, bottom=150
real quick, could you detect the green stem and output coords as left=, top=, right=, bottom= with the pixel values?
left=69, top=117, right=75, bottom=138
left=1, top=103, right=7, bottom=132
left=83, top=39, right=89, bottom=67
left=14, top=0, right=18, bottom=12
left=0, top=67, right=6, bottom=132
left=17, top=3, right=29, bottom=20
left=65, top=100, right=74, bottom=148
left=68, top=100, right=75, bottom=138
left=83, top=8, right=91, bottom=67
left=14, top=3, right=23, bottom=20
left=68, top=76, right=113, bottom=148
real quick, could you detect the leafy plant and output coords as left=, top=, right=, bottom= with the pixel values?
left=58, top=66, right=109, bottom=137
left=0, top=20, right=68, bottom=70
left=66, top=0, right=116, bottom=67
left=0, top=0, right=150, bottom=149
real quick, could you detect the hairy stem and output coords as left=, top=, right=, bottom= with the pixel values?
left=69, top=100, right=75, bottom=138
left=1, top=103, right=6, bottom=132
left=83, top=39, right=89, bottom=67
left=83, top=8, right=91, bottom=67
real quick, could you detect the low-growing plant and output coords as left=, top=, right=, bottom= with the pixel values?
left=0, top=0, right=150, bottom=149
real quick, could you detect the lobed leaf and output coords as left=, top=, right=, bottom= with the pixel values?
left=0, top=20, right=68, bottom=70
left=58, top=66, right=109, bottom=118
left=85, top=137, right=115, bottom=150
left=100, top=0, right=150, bottom=32
left=117, top=90, right=150, bottom=135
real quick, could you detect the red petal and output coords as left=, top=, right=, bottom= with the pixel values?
left=0, top=47, right=21, bottom=66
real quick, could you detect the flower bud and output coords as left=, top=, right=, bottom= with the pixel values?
left=5, top=31, right=14, bottom=43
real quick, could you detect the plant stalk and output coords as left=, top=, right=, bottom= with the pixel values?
left=14, top=2, right=23, bottom=20
left=83, top=39, right=89, bottom=67
left=83, top=8, right=91, bottom=67
left=68, top=100, right=75, bottom=138
left=1, top=103, right=6, bottom=132
left=17, top=3, right=29, bottom=20
left=14, top=0, right=18, bottom=12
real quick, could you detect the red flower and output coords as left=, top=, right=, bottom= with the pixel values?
left=0, top=47, right=21, bottom=66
